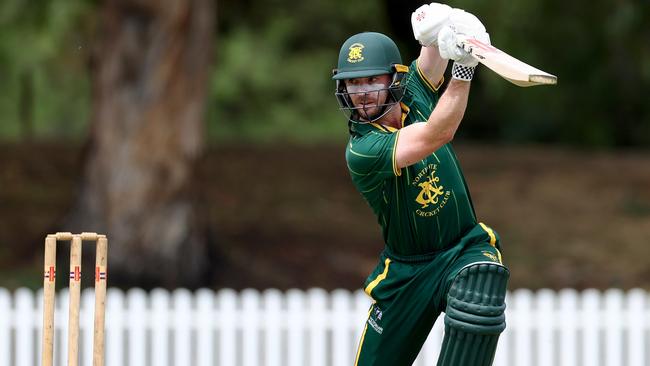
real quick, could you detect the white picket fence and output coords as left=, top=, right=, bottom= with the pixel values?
left=0, top=287, right=648, bottom=366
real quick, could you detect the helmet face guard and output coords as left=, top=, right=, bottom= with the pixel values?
left=334, top=66, right=408, bottom=123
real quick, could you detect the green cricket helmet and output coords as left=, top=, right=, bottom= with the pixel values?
left=332, top=32, right=409, bottom=123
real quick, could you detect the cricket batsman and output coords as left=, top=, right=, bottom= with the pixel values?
left=332, top=3, right=509, bottom=365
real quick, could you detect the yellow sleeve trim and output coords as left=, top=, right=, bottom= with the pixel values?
left=364, top=258, right=391, bottom=296
left=479, top=222, right=497, bottom=247
left=392, top=131, right=401, bottom=176
left=368, top=123, right=401, bottom=176
left=416, top=59, right=444, bottom=92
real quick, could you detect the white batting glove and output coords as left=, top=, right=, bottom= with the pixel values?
left=438, top=10, right=490, bottom=65
left=449, top=8, right=490, bottom=45
left=438, top=10, right=490, bottom=80
left=411, top=3, right=452, bottom=47
left=438, top=26, right=476, bottom=67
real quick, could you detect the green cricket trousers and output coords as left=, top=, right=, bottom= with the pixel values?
left=354, top=222, right=508, bottom=366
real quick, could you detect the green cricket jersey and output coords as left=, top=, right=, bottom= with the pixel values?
left=346, top=60, right=478, bottom=256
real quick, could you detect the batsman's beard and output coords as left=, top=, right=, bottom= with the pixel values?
left=357, top=102, right=397, bottom=122
left=349, top=89, right=397, bottom=123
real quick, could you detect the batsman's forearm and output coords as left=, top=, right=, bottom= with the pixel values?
left=418, top=46, right=449, bottom=88
left=425, top=79, right=470, bottom=141
left=394, top=79, right=470, bottom=169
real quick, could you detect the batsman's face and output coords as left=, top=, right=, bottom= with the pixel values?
left=345, top=74, right=392, bottom=120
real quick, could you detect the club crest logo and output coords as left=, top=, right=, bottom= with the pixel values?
left=416, top=174, right=444, bottom=208
left=347, top=43, right=365, bottom=63
left=412, top=164, right=451, bottom=217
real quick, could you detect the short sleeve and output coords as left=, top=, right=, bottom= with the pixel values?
left=346, top=130, right=401, bottom=191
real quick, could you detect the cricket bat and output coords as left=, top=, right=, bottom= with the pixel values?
left=457, top=36, right=557, bottom=87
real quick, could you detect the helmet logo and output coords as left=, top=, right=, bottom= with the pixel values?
left=347, top=43, right=365, bottom=63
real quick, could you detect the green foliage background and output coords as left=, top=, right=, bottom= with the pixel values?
left=0, top=0, right=649, bottom=147
left=0, top=0, right=93, bottom=140
left=455, top=0, right=650, bottom=147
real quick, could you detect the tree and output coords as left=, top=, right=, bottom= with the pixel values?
left=67, top=0, right=216, bottom=288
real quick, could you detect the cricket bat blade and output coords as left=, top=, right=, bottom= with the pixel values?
left=457, top=36, right=557, bottom=87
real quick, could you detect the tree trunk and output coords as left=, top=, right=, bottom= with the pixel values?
left=67, top=0, right=216, bottom=288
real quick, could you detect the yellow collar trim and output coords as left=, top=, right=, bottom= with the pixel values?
left=370, top=122, right=398, bottom=133
left=368, top=103, right=409, bottom=132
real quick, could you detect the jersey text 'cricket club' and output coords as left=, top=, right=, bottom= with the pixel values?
left=346, top=60, right=478, bottom=256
